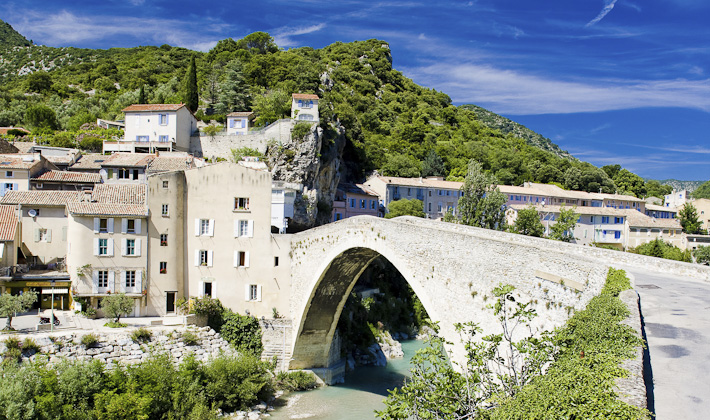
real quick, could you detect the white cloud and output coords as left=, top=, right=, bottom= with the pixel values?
left=273, top=23, right=326, bottom=47
left=404, top=61, right=710, bottom=115
left=586, top=0, right=618, bottom=27
left=128, top=0, right=145, bottom=5
left=8, top=10, right=229, bottom=51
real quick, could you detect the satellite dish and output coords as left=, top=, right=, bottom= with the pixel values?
left=28, top=209, right=37, bottom=217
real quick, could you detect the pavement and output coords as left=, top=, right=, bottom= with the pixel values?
left=624, top=266, right=710, bottom=420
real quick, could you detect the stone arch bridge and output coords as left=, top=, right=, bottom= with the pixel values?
left=286, top=215, right=635, bottom=378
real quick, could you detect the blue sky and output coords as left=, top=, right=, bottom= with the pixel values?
left=2, top=0, right=709, bottom=181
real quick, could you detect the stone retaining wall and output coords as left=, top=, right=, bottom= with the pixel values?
left=1, top=326, right=237, bottom=366
left=190, top=120, right=294, bottom=160
left=260, top=318, right=293, bottom=372
left=616, top=289, right=648, bottom=411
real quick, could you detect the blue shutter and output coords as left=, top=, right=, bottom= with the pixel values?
left=241, top=119, right=245, bottom=128
left=298, top=100, right=302, bottom=107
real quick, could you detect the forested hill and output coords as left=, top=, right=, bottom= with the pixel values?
left=461, top=104, right=571, bottom=159
left=0, top=24, right=677, bottom=196
left=0, top=20, right=31, bottom=48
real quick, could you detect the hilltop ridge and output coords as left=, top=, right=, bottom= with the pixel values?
left=0, top=19, right=31, bottom=48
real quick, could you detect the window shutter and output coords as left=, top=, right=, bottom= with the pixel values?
left=121, top=219, right=128, bottom=234
left=13, top=183, right=17, bottom=192
left=194, top=219, right=200, bottom=236
left=120, top=271, right=126, bottom=292
left=34, top=228, right=40, bottom=242
left=135, top=219, right=142, bottom=234
left=135, top=239, right=141, bottom=256
left=62, top=226, right=67, bottom=241
left=256, top=285, right=262, bottom=302
left=244, top=252, right=250, bottom=268
left=212, top=282, right=217, bottom=299
left=107, top=239, right=114, bottom=256
left=194, top=250, right=200, bottom=266
left=108, top=218, right=114, bottom=234
left=93, top=218, right=100, bottom=233
left=0, top=185, right=5, bottom=196
left=46, top=229, right=52, bottom=243
left=208, top=220, right=215, bottom=237
left=92, top=271, right=98, bottom=293
left=234, top=250, right=239, bottom=267
left=121, top=239, right=127, bottom=256
left=229, top=119, right=235, bottom=128
left=234, top=220, right=240, bottom=237
left=136, top=270, right=142, bottom=291
left=247, top=220, right=254, bottom=238
left=207, top=250, right=213, bottom=267
left=298, top=100, right=302, bottom=107
left=245, top=284, right=251, bottom=301
left=108, top=271, right=115, bottom=291
left=241, top=119, right=245, bottom=128
left=93, top=238, right=99, bottom=256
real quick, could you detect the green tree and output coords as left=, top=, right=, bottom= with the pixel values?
left=138, top=85, right=146, bottom=104
left=220, top=312, right=263, bottom=355
left=679, top=203, right=701, bottom=234
left=601, top=164, right=621, bottom=180
left=613, top=169, right=646, bottom=197
left=511, top=205, right=544, bottom=237
left=67, top=111, right=95, bottom=131
left=548, top=205, right=579, bottom=242
left=230, top=147, right=263, bottom=163
left=563, top=167, right=583, bottom=190
left=26, top=71, right=52, bottom=93
left=644, top=180, right=672, bottom=200
left=692, top=180, right=710, bottom=199
left=202, top=124, right=222, bottom=138
left=184, top=55, right=199, bottom=113
left=632, top=238, right=691, bottom=262
left=100, top=293, right=134, bottom=324
left=385, top=198, right=425, bottom=219
left=216, top=59, right=250, bottom=114
left=0, top=290, right=37, bottom=330
left=50, top=132, right=76, bottom=148
left=693, top=246, right=710, bottom=265
left=422, top=150, right=445, bottom=177
left=381, top=154, right=421, bottom=178
left=236, top=32, right=279, bottom=54
left=457, top=160, right=507, bottom=230
left=252, top=89, right=290, bottom=126
left=25, top=104, right=59, bottom=131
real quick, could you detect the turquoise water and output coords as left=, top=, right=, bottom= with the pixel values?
left=269, top=340, right=425, bottom=420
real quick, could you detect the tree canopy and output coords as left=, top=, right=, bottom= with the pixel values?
left=692, top=180, right=710, bottom=199
left=457, top=160, right=507, bottom=230
left=511, top=205, right=544, bottom=237
left=385, top=198, right=425, bottom=219
left=678, top=203, right=702, bottom=234
left=0, top=290, right=37, bottom=330
left=548, top=206, right=579, bottom=242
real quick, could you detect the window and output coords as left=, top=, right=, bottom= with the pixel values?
left=370, top=200, right=376, bottom=210
left=5, top=171, right=12, bottom=178
left=159, top=114, right=168, bottom=125
left=159, top=135, right=169, bottom=143
left=195, top=250, right=213, bottom=266
left=428, top=203, right=432, bottom=212
left=360, top=199, right=366, bottom=209
left=334, top=212, right=342, bottom=221
left=407, top=188, right=412, bottom=196
left=428, top=190, right=432, bottom=197
left=350, top=198, right=355, bottom=208
left=614, top=231, right=621, bottom=239
left=614, top=217, right=623, bottom=224
left=298, top=114, right=315, bottom=121
left=200, top=219, right=210, bottom=235
left=274, top=256, right=279, bottom=267
left=235, top=251, right=249, bottom=268
left=199, top=250, right=208, bottom=265
left=159, top=262, right=167, bottom=274
left=126, top=219, right=135, bottom=234
left=4, top=183, right=14, bottom=192
left=125, top=271, right=136, bottom=288
left=161, top=204, right=169, bottom=216
left=133, top=169, right=139, bottom=180
left=203, top=282, right=213, bottom=298
left=125, top=239, right=136, bottom=256
left=98, top=271, right=109, bottom=288
left=438, top=203, right=442, bottom=212
left=118, top=168, right=131, bottom=179
left=160, top=234, right=168, bottom=246
left=239, top=220, right=249, bottom=237
left=162, top=180, right=169, bottom=189
left=248, top=285, right=258, bottom=301
left=234, top=197, right=250, bottom=211
left=99, top=218, right=108, bottom=233
left=38, top=228, right=48, bottom=242
left=98, top=238, right=108, bottom=255
left=601, top=216, right=610, bottom=224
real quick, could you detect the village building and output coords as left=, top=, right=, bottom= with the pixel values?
left=291, top=94, right=319, bottom=121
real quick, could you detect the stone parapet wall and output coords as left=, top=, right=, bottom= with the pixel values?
left=190, top=120, right=294, bottom=160
left=616, top=289, right=648, bottom=411
left=1, top=326, right=237, bottom=366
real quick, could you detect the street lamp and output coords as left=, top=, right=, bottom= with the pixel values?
left=50, top=280, right=55, bottom=332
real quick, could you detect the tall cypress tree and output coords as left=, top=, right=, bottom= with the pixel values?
left=138, top=85, right=146, bottom=104
left=184, top=56, right=199, bottom=112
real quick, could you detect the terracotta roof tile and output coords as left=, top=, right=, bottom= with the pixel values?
left=122, top=104, right=186, bottom=112
left=101, top=153, right=155, bottom=167
left=66, top=202, right=148, bottom=217
left=91, top=184, right=146, bottom=205
left=292, top=93, right=319, bottom=100
left=0, top=154, right=42, bottom=170
left=68, top=154, right=107, bottom=170
left=147, top=156, right=195, bottom=173
left=0, top=191, right=81, bottom=206
left=0, top=205, right=18, bottom=241
left=372, top=176, right=463, bottom=190
left=33, top=170, right=101, bottom=184
left=10, top=141, right=34, bottom=153
left=226, top=112, right=255, bottom=117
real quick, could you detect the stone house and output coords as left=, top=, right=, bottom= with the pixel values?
left=364, top=175, right=464, bottom=220
left=0, top=153, right=58, bottom=197
left=291, top=93, right=319, bottom=121
left=332, top=183, right=381, bottom=221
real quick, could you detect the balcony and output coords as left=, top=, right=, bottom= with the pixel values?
left=103, top=139, right=175, bottom=153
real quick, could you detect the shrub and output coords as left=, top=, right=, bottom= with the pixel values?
left=131, top=327, right=152, bottom=343
left=78, top=135, right=103, bottom=152
left=190, top=297, right=227, bottom=331
left=100, top=293, right=134, bottom=323
left=220, top=312, right=263, bottom=355
left=81, top=333, right=99, bottom=348
left=274, top=370, right=319, bottom=391
left=291, top=121, right=312, bottom=141
left=22, top=338, right=40, bottom=354
left=2, top=336, right=22, bottom=362
left=182, top=331, right=199, bottom=346
left=203, top=354, right=272, bottom=412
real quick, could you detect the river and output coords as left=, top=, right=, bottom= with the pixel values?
left=269, top=340, right=426, bottom=419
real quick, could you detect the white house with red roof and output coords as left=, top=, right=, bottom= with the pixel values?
left=105, top=104, right=198, bottom=154
left=291, top=93, right=319, bottom=121
left=226, top=111, right=255, bottom=135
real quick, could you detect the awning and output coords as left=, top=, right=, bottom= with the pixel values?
left=42, top=288, right=68, bottom=294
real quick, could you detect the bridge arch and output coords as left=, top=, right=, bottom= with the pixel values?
left=288, top=216, right=611, bottom=372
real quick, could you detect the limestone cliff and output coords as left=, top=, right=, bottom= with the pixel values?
left=266, top=121, right=345, bottom=231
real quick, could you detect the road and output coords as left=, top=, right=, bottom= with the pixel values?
left=625, top=266, right=710, bottom=420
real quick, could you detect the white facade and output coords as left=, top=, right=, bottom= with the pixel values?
left=226, top=112, right=254, bottom=135
left=291, top=94, right=319, bottom=121
left=106, top=104, right=197, bottom=153
left=271, top=182, right=300, bottom=233
left=665, top=189, right=692, bottom=208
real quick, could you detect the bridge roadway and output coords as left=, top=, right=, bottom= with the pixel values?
left=624, top=266, right=710, bottom=420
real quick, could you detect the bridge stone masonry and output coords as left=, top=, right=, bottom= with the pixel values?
left=287, top=216, right=616, bottom=380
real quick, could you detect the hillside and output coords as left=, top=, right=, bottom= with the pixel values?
left=0, top=19, right=31, bottom=48
left=655, top=179, right=704, bottom=193
left=461, top=104, right=572, bottom=160
left=0, top=29, right=644, bottom=196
